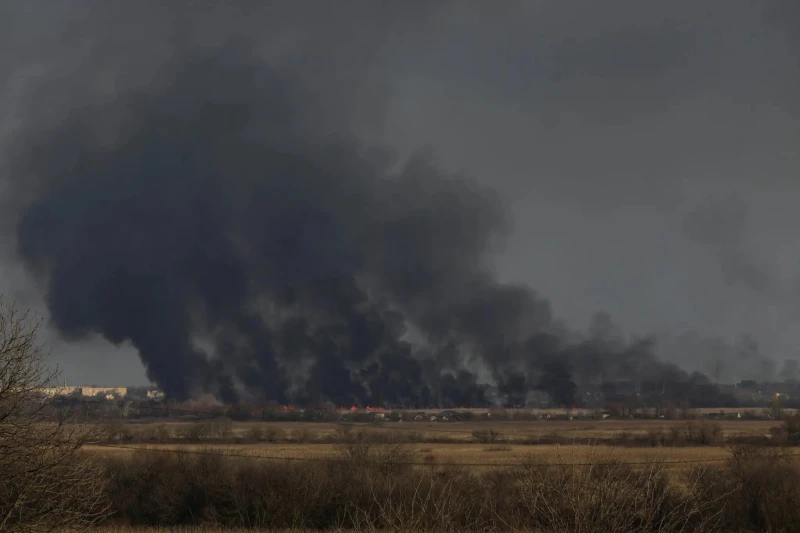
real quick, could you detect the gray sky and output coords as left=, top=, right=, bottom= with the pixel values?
left=1, top=0, right=799, bottom=386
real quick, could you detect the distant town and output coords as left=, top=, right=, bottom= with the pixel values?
left=36, top=382, right=164, bottom=401
left=34, top=378, right=800, bottom=414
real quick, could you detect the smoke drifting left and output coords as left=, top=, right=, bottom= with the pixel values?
left=5, top=39, right=725, bottom=408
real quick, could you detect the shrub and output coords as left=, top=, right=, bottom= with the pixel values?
left=94, top=442, right=800, bottom=531
left=682, top=421, right=723, bottom=445
left=246, top=426, right=265, bottom=442
left=471, top=429, right=501, bottom=444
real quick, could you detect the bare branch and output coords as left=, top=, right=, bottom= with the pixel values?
left=0, top=296, right=111, bottom=532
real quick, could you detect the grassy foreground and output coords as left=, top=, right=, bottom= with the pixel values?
left=85, top=441, right=800, bottom=532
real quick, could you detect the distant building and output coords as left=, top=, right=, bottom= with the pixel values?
left=37, top=386, right=79, bottom=398
left=35, top=386, right=128, bottom=399
left=81, top=387, right=128, bottom=398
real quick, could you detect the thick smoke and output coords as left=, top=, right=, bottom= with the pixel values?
left=5, top=39, right=728, bottom=407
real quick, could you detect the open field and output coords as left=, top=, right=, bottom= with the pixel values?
left=31, top=416, right=800, bottom=531
left=22, top=414, right=800, bottom=532
left=94, top=529, right=601, bottom=533
left=96, top=526, right=572, bottom=533
left=107, top=417, right=786, bottom=446
left=96, top=526, right=456, bottom=533
left=96, top=529, right=327, bottom=533
left=84, top=441, right=740, bottom=467
left=391, top=406, right=799, bottom=417
left=90, top=439, right=800, bottom=532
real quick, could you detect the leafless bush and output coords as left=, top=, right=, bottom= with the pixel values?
left=770, top=414, right=800, bottom=445
left=178, top=423, right=208, bottom=441
left=669, top=425, right=682, bottom=445
left=289, top=427, right=315, bottom=442
left=471, top=428, right=501, bottom=444
left=102, top=421, right=138, bottom=442
left=682, top=421, right=723, bottom=445
left=335, top=423, right=354, bottom=441
left=510, top=447, right=723, bottom=532
left=245, top=425, right=284, bottom=443
left=209, top=420, right=233, bottom=439
left=336, top=441, right=415, bottom=476
left=710, top=445, right=800, bottom=531
left=0, top=297, right=111, bottom=532
left=647, top=428, right=668, bottom=447
left=264, top=426, right=284, bottom=442
left=101, top=420, right=125, bottom=441
left=246, top=426, right=264, bottom=441
left=95, top=440, right=800, bottom=531
left=149, top=423, right=171, bottom=442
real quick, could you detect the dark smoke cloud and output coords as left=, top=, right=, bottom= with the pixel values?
left=3, top=37, right=723, bottom=407
left=6, top=1, right=798, bottom=404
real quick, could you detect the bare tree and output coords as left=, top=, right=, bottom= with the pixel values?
left=0, top=297, right=110, bottom=532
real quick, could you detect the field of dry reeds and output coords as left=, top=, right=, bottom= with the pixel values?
left=95, top=417, right=786, bottom=448
left=84, top=436, right=800, bottom=533
left=63, top=415, right=800, bottom=532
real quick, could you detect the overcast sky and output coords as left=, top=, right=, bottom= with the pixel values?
left=1, top=0, right=799, bottom=386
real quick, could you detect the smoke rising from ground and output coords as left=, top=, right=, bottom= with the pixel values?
left=3, top=38, right=726, bottom=407
left=3, top=1, right=799, bottom=402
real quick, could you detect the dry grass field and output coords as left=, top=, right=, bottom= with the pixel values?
left=96, top=526, right=567, bottom=533
left=118, top=417, right=784, bottom=442
left=83, top=441, right=737, bottom=467
left=105, top=519, right=705, bottom=533
left=75, top=417, right=800, bottom=531
left=89, top=439, right=800, bottom=532
left=97, top=529, right=315, bottom=533
left=87, top=417, right=793, bottom=473
left=97, top=526, right=444, bottom=533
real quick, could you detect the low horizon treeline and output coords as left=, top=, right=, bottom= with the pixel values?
left=38, top=397, right=799, bottom=425
left=90, top=442, right=800, bottom=532
left=98, top=416, right=800, bottom=448
left=42, top=377, right=800, bottom=418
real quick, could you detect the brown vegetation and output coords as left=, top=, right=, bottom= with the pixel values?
left=81, top=400, right=800, bottom=532
left=93, top=417, right=784, bottom=449
left=92, top=441, right=800, bottom=532
left=83, top=442, right=741, bottom=466
left=0, top=298, right=110, bottom=532
left=4, top=296, right=800, bottom=532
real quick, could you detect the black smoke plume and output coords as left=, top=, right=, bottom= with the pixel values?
left=5, top=39, right=726, bottom=407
